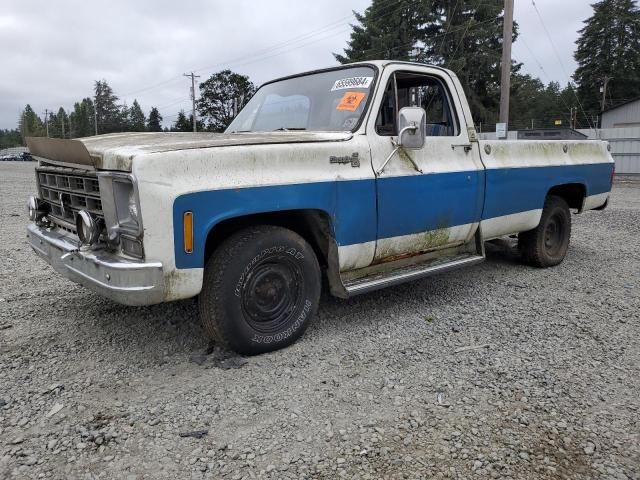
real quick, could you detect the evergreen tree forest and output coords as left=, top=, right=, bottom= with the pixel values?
left=335, top=0, right=640, bottom=130
left=7, top=0, right=638, bottom=148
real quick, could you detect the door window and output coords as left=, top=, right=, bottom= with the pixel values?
left=375, top=71, right=459, bottom=137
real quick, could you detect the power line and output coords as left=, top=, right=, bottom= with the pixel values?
left=445, top=0, right=486, bottom=68
left=120, top=0, right=405, bottom=101
left=161, top=16, right=500, bottom=121
left=364, top=18, right=497, bottom=61
left=189, top=0, right=410, bottom=77
left=155, top=97, right=194, bottom=110
left=530, top=0, right=594, bottom=130
left=436, top=0, right=461, bottom=59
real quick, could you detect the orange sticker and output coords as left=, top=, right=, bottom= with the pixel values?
left=336, top=91, right=366, bottom=111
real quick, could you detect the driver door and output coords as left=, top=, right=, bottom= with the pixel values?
left=367, top=66, right=485, bottom=263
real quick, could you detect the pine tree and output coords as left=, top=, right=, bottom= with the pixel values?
left=334, top=0, right=517, bottom=127
left=128, top=100, right=146, bottom=132
left=147, top=107, right=163, bottom=132
left=197, top=70, right=256, bottom=132
left=0, top=129, right=23, bottom=149
left=94, top=80, right=121, bottom=134
left=334, top=0, right=425, bottom=63
left=69, top=98, right=96, bottom=138
left=120, top=101, right=130, bottom=132
left=47, top=111, right=60, bottom=138
left=173, top=110, right=191, bottom=132
left=574, top=0, right=640, bottom=114
left=419, top=0, right=516, bottom=126
left=19, top=105, right=45, bottom=138
left=56, top=107, right=69, bottom=138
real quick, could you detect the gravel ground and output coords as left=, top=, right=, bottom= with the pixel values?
left=1, top=162, right=638, bottom=480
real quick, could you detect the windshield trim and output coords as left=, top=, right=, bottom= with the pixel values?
left=227, top=63, right=380, bottom=134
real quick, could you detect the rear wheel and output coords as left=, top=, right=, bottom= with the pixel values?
left=519, top=195, right=571, bottom=267
left=199, top=225, right=321, bottom=355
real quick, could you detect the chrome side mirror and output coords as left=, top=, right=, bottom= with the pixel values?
left=397, top=107, right=426, bottom=150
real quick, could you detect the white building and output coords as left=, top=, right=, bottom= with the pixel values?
left=602, top=97, right=640, bottom=129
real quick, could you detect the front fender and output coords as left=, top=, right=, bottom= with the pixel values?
left=172, top=180, right=376, bottom=269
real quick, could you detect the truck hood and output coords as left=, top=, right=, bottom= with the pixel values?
left=26, top=131, right=353, bottom=171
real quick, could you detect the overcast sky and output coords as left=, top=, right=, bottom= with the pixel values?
left=0, top=0, right=596, bottom=130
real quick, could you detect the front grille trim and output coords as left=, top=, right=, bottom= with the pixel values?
left=36, top=165, right=104, bottom=236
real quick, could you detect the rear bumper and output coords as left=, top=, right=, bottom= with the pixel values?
left=26, top=223, right=165, bottom=306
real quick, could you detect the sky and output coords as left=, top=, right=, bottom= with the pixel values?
left=0, top=0, right=596, bottom=130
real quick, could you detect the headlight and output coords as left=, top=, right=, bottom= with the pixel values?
left=27, top=196, right=38, bottom=221
left=76, top=210, right=101, bottom=245
left=27, top=195, right=49, bottom=224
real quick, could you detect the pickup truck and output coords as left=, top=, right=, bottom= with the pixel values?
left=26, top=60, right=614, bottom=354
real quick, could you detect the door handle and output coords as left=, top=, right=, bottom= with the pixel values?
left=451, top=143, right=473, bottom=153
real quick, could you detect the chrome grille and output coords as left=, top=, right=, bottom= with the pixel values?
left=36, top=164, right=103, bottom=234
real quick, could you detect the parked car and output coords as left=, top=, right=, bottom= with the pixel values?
left=0, top=151, right=33, bottom=161
left=25, top=60, right=614, bottom=354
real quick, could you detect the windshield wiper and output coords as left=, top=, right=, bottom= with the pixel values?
left=273, top=127, right=307, bottom=131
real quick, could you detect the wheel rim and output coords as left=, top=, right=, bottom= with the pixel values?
left=544, top=213, right=565, bottom=257
left=240, top=256, right=303, bottom=334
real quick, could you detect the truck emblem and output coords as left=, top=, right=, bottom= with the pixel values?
left=330, top=152, right=360, bottom=167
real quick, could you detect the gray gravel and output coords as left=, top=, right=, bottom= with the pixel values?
left=1, top=162, right=639, bottom=479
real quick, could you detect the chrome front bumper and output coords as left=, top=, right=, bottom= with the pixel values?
left=26, top=223, right=165, bottom=306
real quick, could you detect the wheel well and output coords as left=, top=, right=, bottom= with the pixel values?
left=547, top=183, right=586, bottom=210
left=203, top=209, right=334, bottom=268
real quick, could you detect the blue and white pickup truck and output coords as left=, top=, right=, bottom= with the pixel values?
left=26, top=60, right=614, bottom=354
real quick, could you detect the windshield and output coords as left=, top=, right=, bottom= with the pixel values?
left=226, top=66, right=376, bottom=133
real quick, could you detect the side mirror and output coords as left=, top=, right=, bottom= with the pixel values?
left=397, top=106, right=426, bottom=150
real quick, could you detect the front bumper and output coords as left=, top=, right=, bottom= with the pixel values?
left=26, top=223, right=165, bottom=306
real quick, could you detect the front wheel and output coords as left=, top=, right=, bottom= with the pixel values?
left=519, top=195, right=572, bottom=267
left=199, top=225, right=321, bottom=355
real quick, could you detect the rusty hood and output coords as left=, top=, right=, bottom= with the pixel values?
left=26, top=131, right=353, bottom=171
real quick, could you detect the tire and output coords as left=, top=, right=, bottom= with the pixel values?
left=519, top=195, right=571, bottom=267
left=198, top=225, right=321, bottom=355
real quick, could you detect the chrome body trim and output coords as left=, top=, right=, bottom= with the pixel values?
left=35, top=164, right=103, bottom=235
left=344, top=254, right=484, bottom=296
left=96, top=171, right=144, bottom=241
left=26, top=223, right=165, bottom=306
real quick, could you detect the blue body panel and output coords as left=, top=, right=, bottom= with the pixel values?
left=482, top=163, right=613, bottom=219
left=173, top=179, right=377, bottom=269
left=377, top=170, right=485, bottom=239
left=173, top=162, right=613, bottom=269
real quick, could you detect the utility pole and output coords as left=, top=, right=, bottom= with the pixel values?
left=94, top=106, right=98, bottom=136
left=43, top=109, right=49, bottom=137
left=600, top=76, right=611, bottom=112
left=60, top=114, right=65, bottom=138
left=499, top=0, right=514, bottom=129
left=183, top=72, right=200, bottom=132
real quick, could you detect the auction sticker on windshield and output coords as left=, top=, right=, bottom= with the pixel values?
left=336, top=92, right=367, bottom=111
left=331, top=76, right=373, bottom=91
